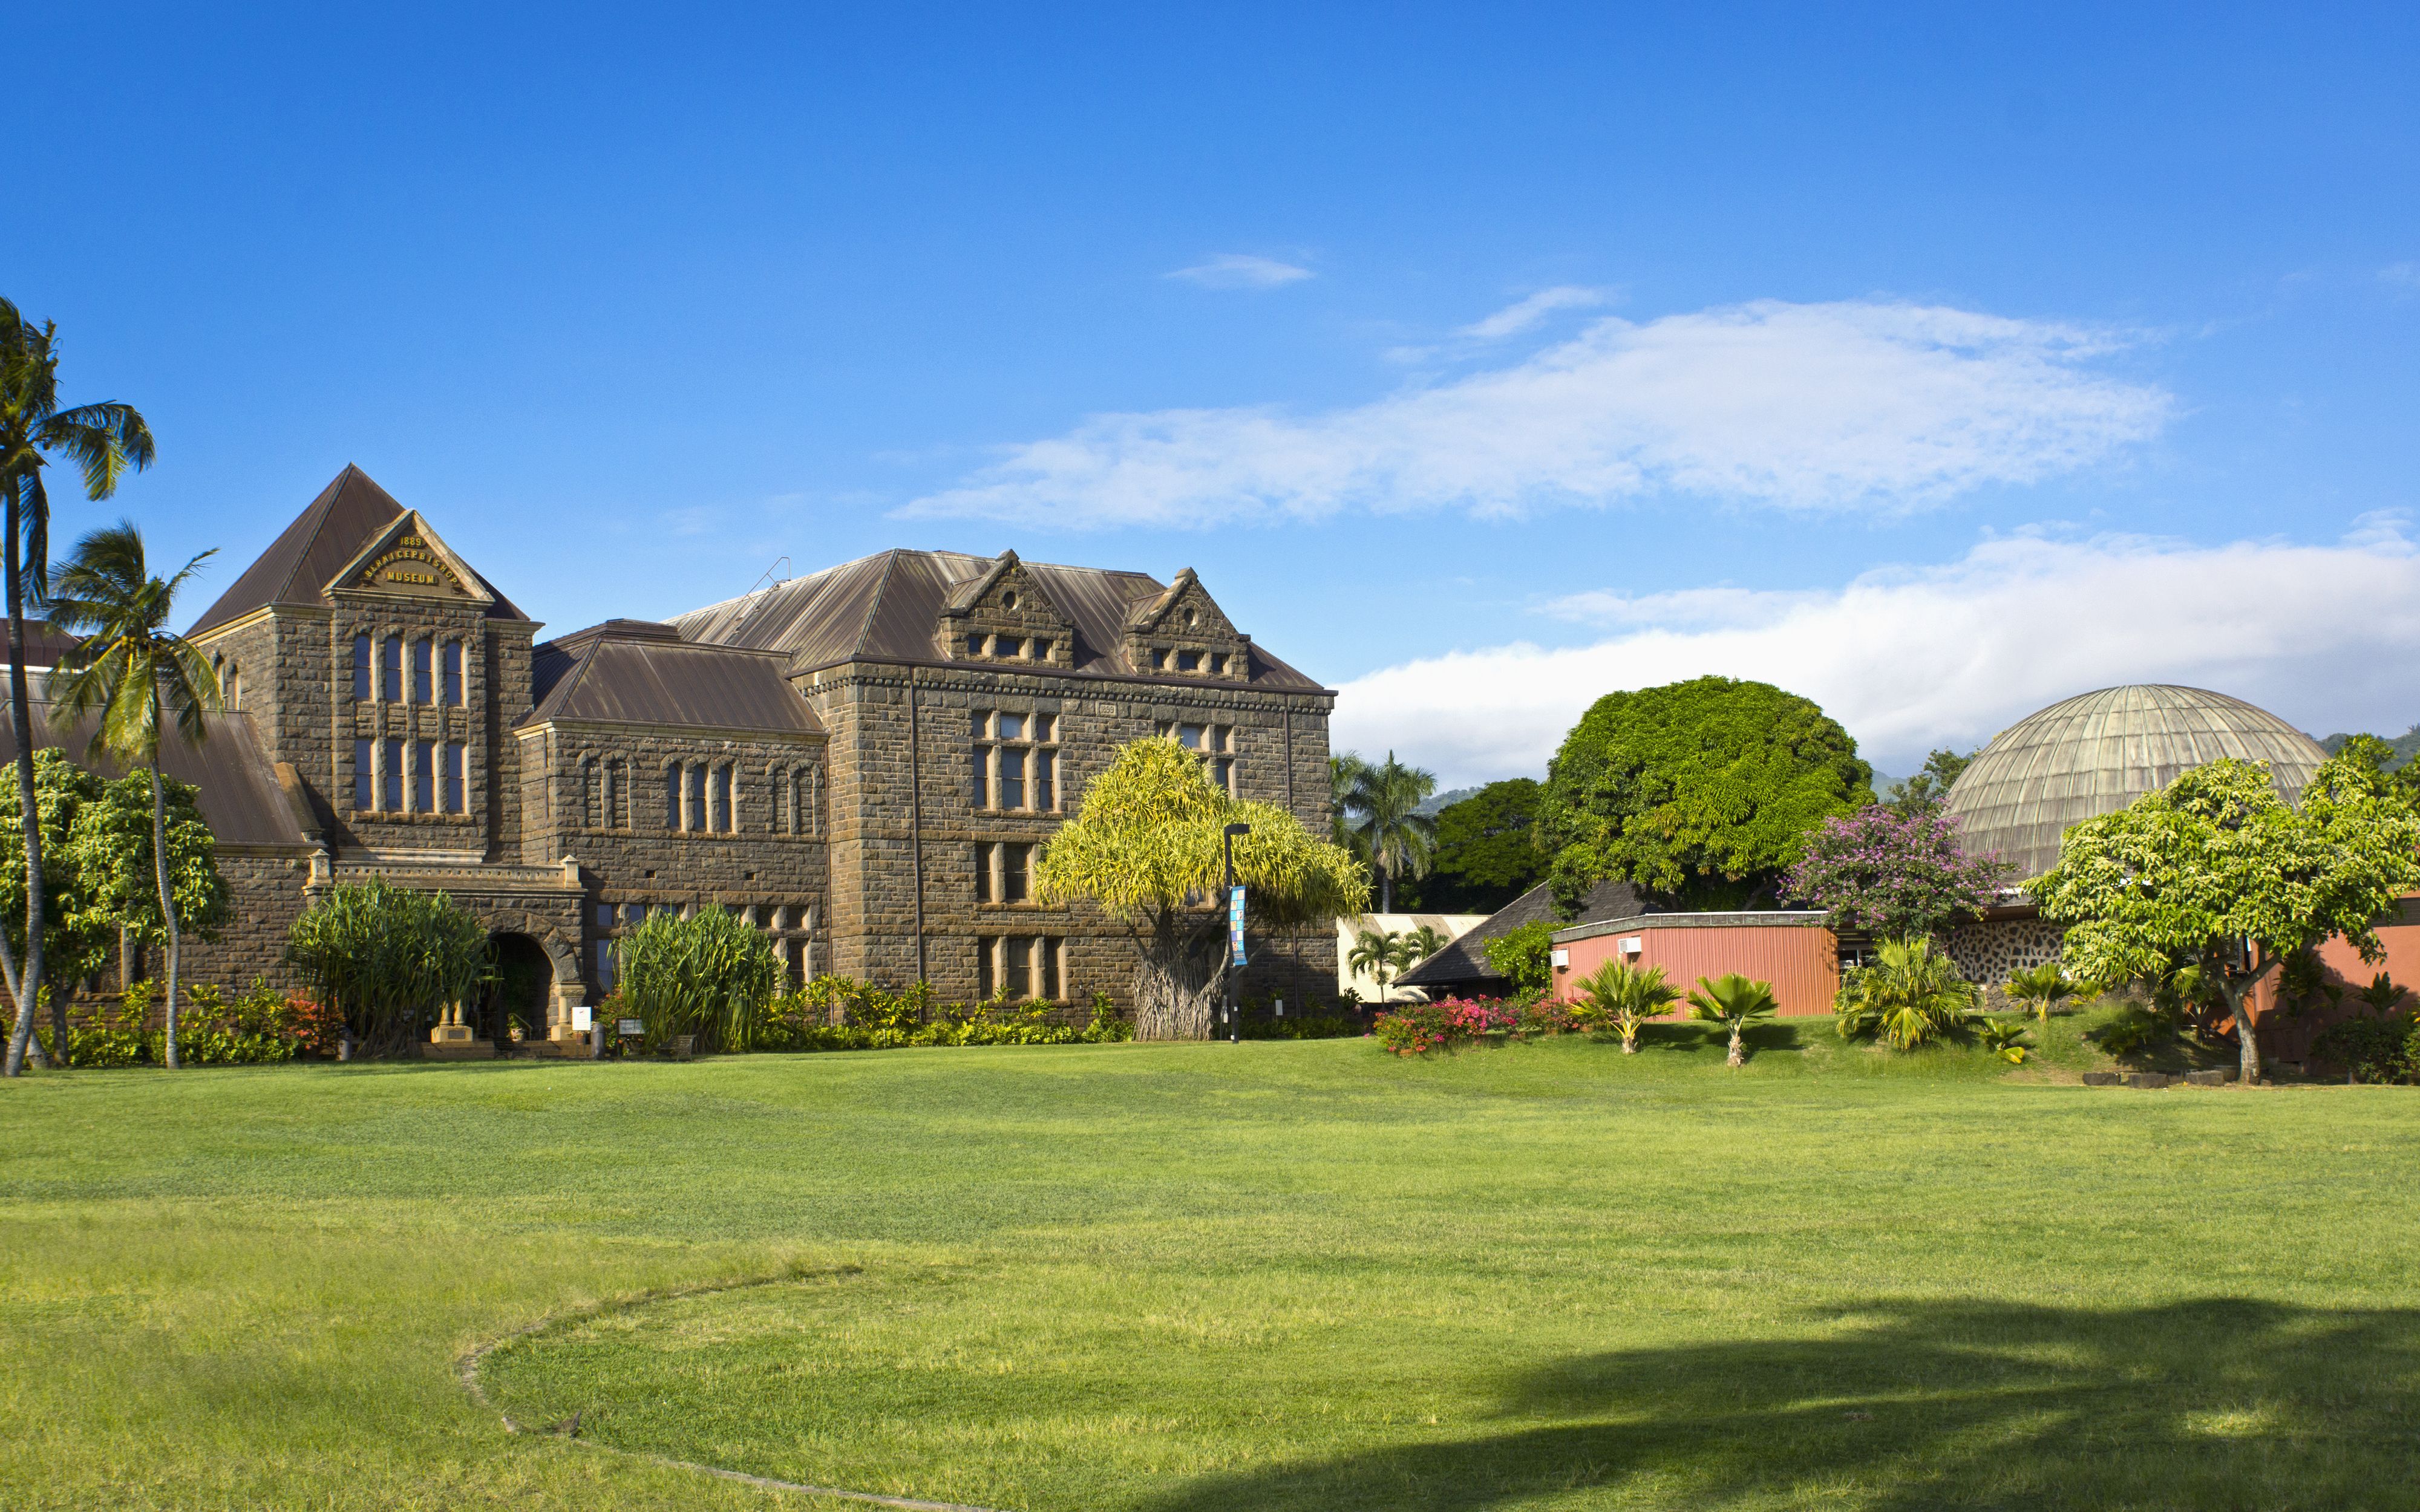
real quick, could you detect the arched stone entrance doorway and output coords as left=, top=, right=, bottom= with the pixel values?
left=482, top=933, right=555, bottom=1043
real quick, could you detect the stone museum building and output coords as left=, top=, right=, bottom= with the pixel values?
left=59, top=465, right=1338, bottom=1037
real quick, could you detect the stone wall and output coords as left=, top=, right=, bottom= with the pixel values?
left=1944, top=916, right=2067, bottom=985
left=165, top=847, right=316, bottom=993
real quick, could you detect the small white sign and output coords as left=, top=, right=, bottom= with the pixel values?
left=1550, top=948, right=1569, bottom=968
left=572, top=1005, right=593, bottom=1032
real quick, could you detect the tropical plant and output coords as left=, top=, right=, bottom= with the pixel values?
left=1036, top=738, right=1366, bottom=1040
left=1835, top=936, right=1977, bottom=1051
left=47, top=523, right=223, bottom=1067
left=62, top=766, right=228, bottom=1016
left=0, top=298, right=155, bottom=1077
left=1482, top=918, right=1556, bottom=997
left=616, top=905, right=780, bottom=1053
left=2005, top=961, right=2093, bottom=1023
left=2030, top=752, right=2420, bottom=1084
left=1402, top=923, right=1449, bottom=964
left=1687, top=972, right=1779, bottom=1067
left=1541, top=676, right=1873, bottom=916
left=1575, top=958, right=1681, bottom=1052
left=1978, top=1018, right=2033, bottom=1064
left=2351, top=971, right=2409, bottom=1017
left=1407, top=778, right=1548, bottom=912
left=283, top=880, right=491, bottom=1057
left=1341, top=752, right=1438, bottom=911
left=0, top=748, right=111, bottom=1060
left=1329, top=752, right=1372, bottom=852
left=1348, top=927, right=1407, bottom=1002
left=1784, top=804, right=2013, bottom=939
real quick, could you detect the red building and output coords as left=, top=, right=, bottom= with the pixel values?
left=1550, top=911, right=1841, bottom=1017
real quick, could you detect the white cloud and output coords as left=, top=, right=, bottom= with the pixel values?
left=1332, top=519, right=2420, bottom=786
left=1165, top=253, right=1315, bottom=290
left=900, top=299, right=2172, bottom=528
left=1458, top=285, right=1611, bottom=339
left=2384, top=262, right=2420, bottom=293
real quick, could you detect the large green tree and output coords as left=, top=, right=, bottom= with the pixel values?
left=1540, top=676, right=1874, bottom=916
left=0, top=748, right=113, bottom=1058
left=0, top=301, right=153, bottom=1077
left=1339, top=752, right=1438, bottom=912
left=2030, top=753, right=2420, bottom=1083
left=47, top=524, right=221, bottom=1068
left=1037, top=738, right=1366, bottom=1040
left=1401, top=778, right=1548, bottom=914
left=1882, top=748, right=1978, bottom=816
left=63, top=767, right=231, bottom=1028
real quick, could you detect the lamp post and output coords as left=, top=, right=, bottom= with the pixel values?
left=1223, top=822, right=1251, bottom=1043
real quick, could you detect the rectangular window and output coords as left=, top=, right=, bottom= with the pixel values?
left=1032, top=637, right=1053, bottom=661
left=352, top=635, right=372, bottom=702
left=382, top=635, right=402, bottom=702
left=596, top=902, right=616, bottom=929
left=413, top=739, right=434, bottom=812
left=443, top=641, right=463, bottom=705
left=999, top=748, right=1025, bottom=810
left=445, top=742, right=465, bottom=813
left=969, top=709, right=990, bottom=738
left=971, top=747, right=990, bottom=809
left=1034, top=712, right=1055, bottom=742
left=713, top=766, right=733, bottom=832
left=975, top=843, right=994, bottom=903
left=1002, top=843, right=1030, bottom=904
left=1176, top=650, right=1200, bottom=672
left=412, top=640, right=431, bottom=704
left=686, top=764, right=707, bottom=832
left=1178, top=723, right=1204, bottom=751
left=1209, top=652, right=1228, bottom=675
left=381, top=738, right=404, bottom=812
left=1212, top=757, right=1232, bottom=795
left=996, top=711, right=1025, bottom=741
left=1150, top=648, right=1168, bottom=670
left=666, top=766, right=682, bottom=829
left=967, top=632, right=986, bottom=657
left=1035, top=749, right=1056, bottom=811
left=595, top=940, right=616, bottom=991
left=977, top=938, right=996, bottom=1001
left=1039, top=939, right=1061, bottom=1002
left=354, top=738, right=373, bottom=810
left=1006, top=936, right=1033, bottom=1000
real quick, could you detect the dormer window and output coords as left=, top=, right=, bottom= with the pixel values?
left=967, top=633, right=986, bottom=657
left=1031, top=637, right=1052, bottom=661
left=1209, top=652, right=1229, bottom=675
left=1176, top=651, right=1200, bottom=673
left=1150, top=648, right=1168, bottom=670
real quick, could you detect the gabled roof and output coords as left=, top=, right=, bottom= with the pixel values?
left=1398, top=877, right=1652, bottom=990
left=188, top=465, right=528, bottom=637
left=664, top=549, right=1325, bottom=690
left=524, top=624, right=823, bottom=737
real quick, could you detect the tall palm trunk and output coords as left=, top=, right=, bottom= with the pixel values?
left=3, top=481, right=50, bottom=1077
left=149, top=688, right=181, bottom=1069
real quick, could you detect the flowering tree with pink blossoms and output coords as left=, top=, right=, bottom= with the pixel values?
left=1784, top=806, right=2012, bottom=940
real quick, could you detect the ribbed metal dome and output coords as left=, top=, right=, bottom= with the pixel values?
left=1943, top=685, right=2328, bottom=884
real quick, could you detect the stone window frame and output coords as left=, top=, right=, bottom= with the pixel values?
left=970, top=709, right=1062, bottom=816
left=973, top=839, right=1050, bottom=910
left=975, top=933, right=1067, bottom=1002
left=1161, top=720, right=1239, bottom=797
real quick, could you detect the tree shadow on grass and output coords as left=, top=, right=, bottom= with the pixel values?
left=1141, top=1297, right=2420, bottom=1511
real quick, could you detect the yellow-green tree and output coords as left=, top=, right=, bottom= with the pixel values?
left=1037, top=738, right=1367, bottom=1040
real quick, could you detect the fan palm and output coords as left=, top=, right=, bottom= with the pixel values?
left=1686, top=972, right=1779, bottom=1067
left=45, top=524, right=219, bottom=1069
left=1839, top=936, right=1977, bottom=1051
left=0, top=301, right=154, bottom=1078
left=2005, top=961, right=2090, bottom=1023
left=1344, top=752, right=1437, bottom=912
left=1577, top=958, right=1681, bottom=1052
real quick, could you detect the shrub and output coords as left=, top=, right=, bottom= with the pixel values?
left=2092, top=1006, right=2173, bottom=1060
left=285, top=881, right=489, bottom=1057
left=1836, top=936, right=1977, bottom=1051
left=1483, top=921, right=1555, bottom=997
left=747, top=980, right=1134, bottom=1054
left=175, top=979, right=303, bottom=1066
left=617, top=905, right=780, bottom=1053
left=1978, top=1017, right=2033, bottom=1064
left=2313, top=1013, right=2420, bottom=1084
left=1372, top=997, right=1519, bottom=1055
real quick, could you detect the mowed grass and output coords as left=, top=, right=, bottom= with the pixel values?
left=4, top=1015, right=2418, bottom=1511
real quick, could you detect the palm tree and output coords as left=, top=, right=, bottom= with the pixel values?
left=1344, top=752, right=1437, bottom=912
left=1577, top=958, right=1681, bottom=1052
left=1401, top=922, right=1449, bottom=965
left=2004, top=961, right=2090, bottom=1024
left=0, top=302, right=153, bottom=1078
left=1349, top=927, right=1406, bottom=1003
left=1329, top=752, right=1372, bottom=853
left=1839, top=936, right=1977, bottom=1051
left=1686, top=972, right=1779, bottom=1067
left=45, top=524, right=218, bottom=1069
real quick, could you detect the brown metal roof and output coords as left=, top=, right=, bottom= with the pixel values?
left=188, top=465, right=529, bottom=637
left=0, top=705, right=315, bottom=847
left=523, top=630, right=823, bottom=737
left=1398, top=877, right=1651, bottom=990
left=664, top=548, right=1326, bottom=691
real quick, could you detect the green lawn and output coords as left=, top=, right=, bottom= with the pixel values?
left=4, top=1015, right=2417, bottom=1511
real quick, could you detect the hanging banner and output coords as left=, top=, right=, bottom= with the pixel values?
left=1228, top=885, right=1248, bottom=967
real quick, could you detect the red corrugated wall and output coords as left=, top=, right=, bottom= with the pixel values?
left=1552, top=924, right=1840, bottom=1017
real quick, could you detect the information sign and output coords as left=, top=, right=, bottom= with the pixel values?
left=618, top=1018, right=644, bottom=1037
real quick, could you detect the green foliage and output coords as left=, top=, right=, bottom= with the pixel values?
left=1402, top=778, right=1548, bottom=913
left=1574, top=958, right=1681, bottom=1052
left=1836, top=936, right=1977, bottom=1051
left=2030, top=752, right=2420, bottom=1080
left=0, top=748, right=112, bottom=986
left=1686, top=971, right=1781, bottom=1066
left=1540, top=676, right=1873, bottom=914
left=1482, top=918, right=1556, bottom=996
left=2092, top=1005, right=2176, bottom=1060
left=1347, top=927, right=1408, bottom=1000
left=1337, top=751, right=1439, bottom=911
left=1402, top=923, right=1449, bottom=962
left=2312, top=1012, right=2420, bottom=1084
left=62, top=767, right=229, bottom=948
left=173, top=979, right=303, bottom=1066
left=744, top=979, right=1136, bottom=1052
left=615, top=905, right=780, bottom=1053
left=1882, top=748, right=1978, bottom=816
left=1978, top=1017, right=2033, bottom=1064
left=2005, top=961, right=2093, bottom=1022
left=283, top=881, right=491, bottom=1057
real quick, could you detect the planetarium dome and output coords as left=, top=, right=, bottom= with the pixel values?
left=1941, top=685, right=2329, bottom=884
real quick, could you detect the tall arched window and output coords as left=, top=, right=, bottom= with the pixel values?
left=582, top=757, right=602, bottom=829
left=770, top=767, right=789, bottom=834
left=381, top=634, right=403, bottom=702
left=606, top=758, right=628, bottom=829
left=664, top=763, right=682, bottom=830
left=352, top=634, right=372, bottom=702
left=685, top=764, right=708, bottom=833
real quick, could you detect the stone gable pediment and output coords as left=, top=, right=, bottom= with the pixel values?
left=938, top=552, right=1079, bottom=668
left=324, top=510, right=494, bottom=610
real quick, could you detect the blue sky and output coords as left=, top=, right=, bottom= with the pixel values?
left=9, top=3, right=2420, bottom=783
